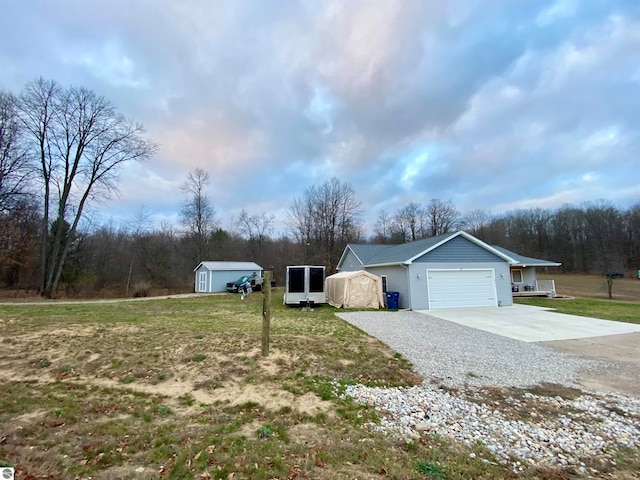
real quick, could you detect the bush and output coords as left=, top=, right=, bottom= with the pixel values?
left=132, top=281, right=151, bottom=298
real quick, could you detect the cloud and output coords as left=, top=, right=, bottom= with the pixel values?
left=0, top=0, right=639, bottom=234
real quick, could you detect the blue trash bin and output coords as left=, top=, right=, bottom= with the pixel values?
left=386, top=291, right=399, bottom=310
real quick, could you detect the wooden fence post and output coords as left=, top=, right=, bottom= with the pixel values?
left=262, top=270, right=272, bottom=356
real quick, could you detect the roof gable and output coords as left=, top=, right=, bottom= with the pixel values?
left=340, top=231, right=516, bottom=268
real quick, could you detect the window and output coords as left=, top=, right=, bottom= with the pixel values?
left=309, top=267, right=325, bottom=293
left=288, top=268, right=305, bottom=293
left=381, top=275, right=388, bottom=293
left=511, top=269, right=523, bottom=283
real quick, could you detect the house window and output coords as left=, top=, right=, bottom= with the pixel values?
left=511, top=269, right=523, bottom=283
left=381, top=275, right=388, bottom=293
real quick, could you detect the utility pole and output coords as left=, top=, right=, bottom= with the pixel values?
left=261, top=270, right=272, bottom=356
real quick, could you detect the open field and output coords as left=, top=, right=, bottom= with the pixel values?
left=538, top=272, right=640, bottom=302
left=518, top=273, right=640, bottom=324
left=1, top=291, right=639, bottom=479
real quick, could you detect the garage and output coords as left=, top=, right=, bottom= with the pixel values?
left=427, top=269, right=497, bottom=309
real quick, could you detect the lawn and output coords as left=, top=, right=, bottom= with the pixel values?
left=520, top=273, right=640, bottom=324
left=515, top=297, right=640, bottom=324
left=0, top=290, right=637, bottom=479
left=537, top=272, right=640, bottom=303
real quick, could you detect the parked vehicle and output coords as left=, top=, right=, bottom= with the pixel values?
left=226, top=276, right=252, bottom=293
left=606, top=272, right=624, bottom=279
left=226, top=274, right=264, bottom=293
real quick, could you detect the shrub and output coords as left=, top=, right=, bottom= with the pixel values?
left=132, top=281, right=151, bottom=298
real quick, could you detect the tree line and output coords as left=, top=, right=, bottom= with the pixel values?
left=2, top=79, right=639, bottom=297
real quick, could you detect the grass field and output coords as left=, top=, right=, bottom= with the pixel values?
left=0, top=289, right=638, bottom=479
left=538, top=272, right=640, bottom=302
left=516, top=273, right=640, bottom=323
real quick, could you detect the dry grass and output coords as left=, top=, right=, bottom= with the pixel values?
left=0, top=290, right=637, bottom=479
left=538, top=272, right=640, bottom=302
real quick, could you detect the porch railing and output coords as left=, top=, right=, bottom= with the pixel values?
left=535, top=279, right=556, bottom=293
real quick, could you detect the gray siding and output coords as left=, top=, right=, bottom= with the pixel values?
left=340, top=249, right=364, bottom=272
left=511, top=267, right=538, bottom=290
left=408, top=261, right=512, bottom=309
left=366, top=265, right=410, bottom=308
left=415, top=236, right=503, bottom=263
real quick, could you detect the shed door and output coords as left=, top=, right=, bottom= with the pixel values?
left=427, top=269, right=497, bottom=309
left=198, top=272, right=207, bottom=292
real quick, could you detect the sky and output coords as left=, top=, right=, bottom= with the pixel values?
left=1, top=0, right=639, bottom=235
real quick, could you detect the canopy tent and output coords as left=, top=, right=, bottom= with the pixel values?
left=325, top=271, right=385, bottom=309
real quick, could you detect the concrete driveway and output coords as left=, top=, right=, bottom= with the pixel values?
left=417, top=304, right=640, bottom=342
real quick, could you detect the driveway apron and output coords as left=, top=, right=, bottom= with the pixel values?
left=417, top=304, right=640, bottom=342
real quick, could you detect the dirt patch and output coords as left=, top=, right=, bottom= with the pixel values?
left=539, top=332, right=640, bottom=397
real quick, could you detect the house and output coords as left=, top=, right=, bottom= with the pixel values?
left=492, top=246, right=561, bottom=294
left=337, top=231, right=559, bottom=310
left=194, top=261, right=263, bottom=293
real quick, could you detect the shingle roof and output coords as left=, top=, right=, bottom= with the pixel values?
left=491, top=246, right=561, bottom=267
left=351, top=233, right=455, bottom=265
left=341, top=231, right=515, bottom=268
left=194, top=261, right=263, bottom=272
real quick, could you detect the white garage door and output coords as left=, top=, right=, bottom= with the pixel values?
left=427, top=269, right=497, bottom=309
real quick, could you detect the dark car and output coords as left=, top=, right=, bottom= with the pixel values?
left=226, top=276, right=252, bottom=293
left=606, top=272, right=624, bottom=279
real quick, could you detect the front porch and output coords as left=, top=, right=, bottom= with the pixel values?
left=512, top=279, right=556, bottom=298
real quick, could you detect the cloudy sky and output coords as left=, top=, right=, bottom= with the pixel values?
left=1, top=0, right=639, bottom=234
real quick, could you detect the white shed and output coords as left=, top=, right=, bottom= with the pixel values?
left=194, top=261, right=263, bottom=293
left=325, top=271, right=385, bottom=309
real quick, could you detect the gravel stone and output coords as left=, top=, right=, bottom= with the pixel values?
left=336, top=310, right=639, bottom=471
left=337, top=310, right=605, bottom=389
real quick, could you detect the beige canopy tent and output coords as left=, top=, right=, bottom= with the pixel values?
left=325, top=271, right=385, bottom=309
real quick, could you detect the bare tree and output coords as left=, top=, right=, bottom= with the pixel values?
left=18, top=78, right=157, bottom=298
left=288, top=177, right=362, bottom=269
left=0, top=91, right=31, bottom=213
left=179, top=168, right=216, bottom=264
left=425, top=199, right=460, bottom=236
left=17, top=78, right=59, bottom=294
left=372, top=209, right=393, bottom=243
left=393, top=202, right=426, bottom=242
left=624, top=203, right=640, bottom=272
left=461, top=208, right=493, bottom=239
left=236, top=209, right=274, bottom=254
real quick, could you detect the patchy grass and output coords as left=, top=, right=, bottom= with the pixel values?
left=0, top=290, right=635, bottom=479
left=516, top=296, right=640, bottom=324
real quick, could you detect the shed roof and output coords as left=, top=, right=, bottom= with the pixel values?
left=194, top=261, right=263, bottom=272
left=491, top=246, right=561, bottom=267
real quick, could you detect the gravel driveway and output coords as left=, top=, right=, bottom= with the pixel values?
left=337, top=310, right=606, bottom=389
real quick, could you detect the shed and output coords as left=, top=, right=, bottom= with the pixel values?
left=325, top=271, right=385, bottom=309
left=194, top=261, right=263, bottom=293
